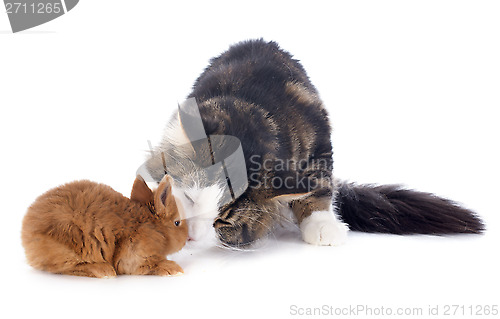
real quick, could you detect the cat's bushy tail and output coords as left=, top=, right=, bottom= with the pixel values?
left=335, top=181, right=484, bottom=234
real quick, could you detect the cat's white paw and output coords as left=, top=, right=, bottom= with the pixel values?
left=300, top=211, right=349, bottom=246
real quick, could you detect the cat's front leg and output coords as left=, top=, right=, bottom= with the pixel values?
left=291, top=193, right=349, bottom=246
left=299, top=209, right=349, bottom=246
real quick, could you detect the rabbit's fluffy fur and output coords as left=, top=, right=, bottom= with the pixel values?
left=22, top=175, right=188, bottom=278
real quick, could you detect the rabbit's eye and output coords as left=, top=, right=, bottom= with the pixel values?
left=174, top=220, right=180, bottom=227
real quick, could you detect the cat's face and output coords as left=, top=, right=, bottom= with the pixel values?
left=171, top=183, right=223, bottom=242
left=213, top=192, right=312, bottom=248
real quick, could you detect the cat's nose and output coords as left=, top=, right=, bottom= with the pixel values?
left=187, top=236, right=194, bottom=241
left=214, top=220, right=255, bottom=248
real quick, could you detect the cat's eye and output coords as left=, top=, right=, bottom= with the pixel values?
left=174, top=220, right=181, bottom=227
left=184, top=192, right=195, bottom=204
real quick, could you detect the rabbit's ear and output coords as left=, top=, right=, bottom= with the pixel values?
left=155, top=174, right=174, bottom=212
left=131, top=175, right=154, bottom=205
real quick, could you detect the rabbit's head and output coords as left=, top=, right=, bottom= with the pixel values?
left=131, top=175, right=188, bottom=254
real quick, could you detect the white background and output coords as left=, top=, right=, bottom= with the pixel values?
left=1, top=1, right=499, bottom=318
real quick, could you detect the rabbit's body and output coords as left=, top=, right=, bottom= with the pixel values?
left=22, top=176, right=187, bottom=278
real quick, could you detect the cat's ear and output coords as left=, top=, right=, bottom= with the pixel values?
left=130, top=175, right=154, bottom=205
left=271, top=192, right=312, bottom=204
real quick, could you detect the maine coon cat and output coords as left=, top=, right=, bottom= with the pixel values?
left=146, top=39, right=484, bottom=248
left=22, top=175, right=188, bottom=277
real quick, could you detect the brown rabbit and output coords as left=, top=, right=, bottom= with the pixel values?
left=21, top=175, right=188, bottom=278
